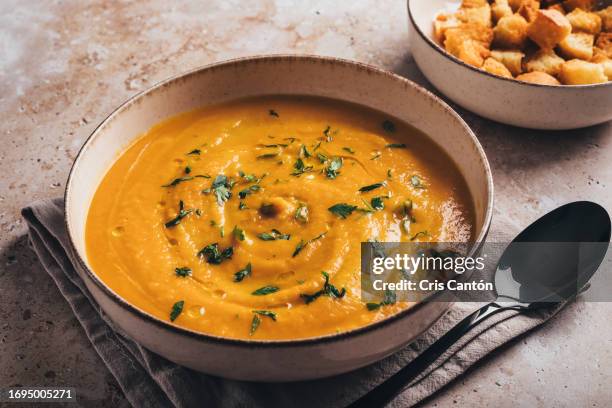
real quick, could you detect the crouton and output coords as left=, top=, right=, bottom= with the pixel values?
left=566, top=8, right=602, bottom=34
left=508, top=0, right=524, bottom=13
left=445, top=24, right=493, bottom=67
left=459, top=41, right=492, bottom=67
left=492, top=0, right=513, bottom=23
left=482, top=57, right=514, bottom=77
left=434, top=14, right=461, bottom=43
left=562, top=0, right=596, bottom=12
left=524, top=49, right=565, bottom=75
left=597, top=6, right=612, bottom=32
left=558, top=32, right=595, bottom=60
left=490, top=49, right=525, bottom=75
left=516, top=71, right=562, bottom=84
left=461, top=0, right=489, bottom=8
left=527, top=9, right=572, bottom=49
left=518, top=0, right=541, bottom=22
left=456, top=4, right=492, bottom=27
left=494, top=14, right=530, bottom=48
left=559, top=59, right=607, bottom=84
left=591, top=50, right=612, bottom=79
left=595, top=33, right=612, bottom=58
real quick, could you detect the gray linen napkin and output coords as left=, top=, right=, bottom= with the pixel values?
left=22, top=198, right=566, bottom=408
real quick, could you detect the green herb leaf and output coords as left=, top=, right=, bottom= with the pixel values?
left=300, top=271, right=346, bottom=304
left=258, top=229, right=290, bottom=241
left=292, top=232, right=326, bottom=257
left=256, top=153, right=278, bottom=159
left=238, top=184, right=261, bottom=199
left=253, top=310, right=277, bottom=321
left=295, top=203, right=309, bottom=223
left=175, top=267, right=192, bottom=277
left=370, top=152, right=381, bottom=160
left=208, top=175, right=233, bottom=205
left=328, top=203, right=357, bottom=219
left=366, top=302, right=381, bottom=311
left=185, top=166, right=191, bottom=174
left=187, top=149, right=201, bottom=155
left=252, top=285, right=280, bottom=296
left=234, top=263, right=252, bottom=282
left=317, top=152, right=328, bottom=163
left=164, top=200, right=193, bottom=228
left=299, top=144, right=312, bottom=158
left=325, top=157, right=343, bottom=179
left=291, top=158, right=313, bottom=176
left=232, top=225, right=246, bottom=241
left=269, top=109, right=279, bottom=117
left=250, top=314, right=261, bottom=335
left=366, top=289, right=396, bottom=311
left=371, top=196, right=385, bottom=210
left=359, top=182, right=385, bottom=192
left=162, top=176, right=194, bottom=187
left=238, top=201, right=248, bottom=210
left=170, top=300, right=184, bottom=321
left=385, top=143, right=406, bottom=148
left=342, top=147, right=355, bottom=154
left=382, top=120, right=396, bottom=133
left=198, top=243, right=233, bottom=264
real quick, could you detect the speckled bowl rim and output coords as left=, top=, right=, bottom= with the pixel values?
left=407, top=0, right=612, bottom=89
left=64, top=54, right=494, bottom=348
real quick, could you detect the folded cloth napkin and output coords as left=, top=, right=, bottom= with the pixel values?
left=22, top=198, right=567, bottom=408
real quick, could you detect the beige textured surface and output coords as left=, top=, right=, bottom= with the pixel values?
left=0, top=0, right=610, bottom=406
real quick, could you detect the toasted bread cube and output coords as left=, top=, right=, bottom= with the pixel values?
left=434, top=14, right=461, bottom=43
left=492, top=0, right=513, bottom=22
left=559, top=59, right=607, bottom=84
left=456, top=4, right=492, bottom=27
left=490, top=49, right=525, bottom=75
left=494, top=14, right=530, bottom=48
left=562, top=0, right=595, bottom=12
left=508, top=0, right=524, bottom=12
left=527, top=9, right=572, bottom=49
left=591, top=50, right=612, bottom=80
left=518, top=0, right=541, bottom=22
left=595, top=33, right=612, bottom=58
left=458, top=41, right=491, bottom=67
left=547, top=4, right=566, bottom=15
left=516, top=71, right=561, bottom=85
left=461, top=0, right=489, bottom=8
left=524, top=49, right=565, bottom=75
left=482, top=57, right=514, bottom=77
left=559, top=32, right=594, bottom=60
left=445, top=24, right=493, bottom=67
left=566, top=8, right=602, bottom=34
left=597, top=6, right=612, bottom=32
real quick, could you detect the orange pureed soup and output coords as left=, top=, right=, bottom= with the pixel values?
left=86, top=96, right=475, bottom=340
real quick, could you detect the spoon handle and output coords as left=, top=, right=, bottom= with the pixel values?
left=348, top=303, right=512, bottom=408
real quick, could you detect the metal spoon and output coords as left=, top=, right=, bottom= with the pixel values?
left=350, top=201, right=611, bottom=408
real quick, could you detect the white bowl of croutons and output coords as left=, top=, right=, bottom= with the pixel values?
left=408, top=0, right=612, bottom=130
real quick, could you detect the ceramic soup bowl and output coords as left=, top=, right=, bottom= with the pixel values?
left=65, top=55, right=493, bottom=381
left=408, top=0, right=612, bottom=130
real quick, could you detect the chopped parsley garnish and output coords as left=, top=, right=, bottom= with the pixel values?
left=162, top=176, right=193, bottom=187
left=238, top=184, right=261, bottom=199
left=411, top=175, right=426, bottom=189
left=359, top=182, right=385, bottom=192
left=239, top=171, right=258, bottom=182
left=295, top=203, right=309, bottom=223
left=252, top=285, right=280, bottom=296
left=300, top=271, right=346, bottom=304
left=292, top=232, right=326, bottom=257
left=410, top=230, right=429, bottom=241
left=256, top=153, right=278, bottom=159
left=263, top=143, right=288, bottom=148
left=323, top=125, right=333, bottom=141
left=370, top=196, right=386, bottom=210
left=232, top=225, right=246, bottom=241
left=209, top=175, right=233, bottom=205
left=170, top=300, right=184, bottom=321
left=175, top=267, right=192, bottom=277
left=366, top=289, right=396, bottom=311
left=382, top=120, right=396, bottom=133
left=258, top=229, right=291, bottom=241
left=370, top=152, right=381, bottom=160
left=325, top=157, right=343, bottom=179
left=164, top=200, right=192, bottom=228
left=250, top=315, right=261, bottom=335
left=317, top=152, right=328, bottom=163
left=253, top=310, right=277, bottom=320
left=238, top=201, right=248, bottom=210
left=269, top=109, right=279, bottom=117
left=291, top=158, right=313, bottom=176
left=328, top=203, right=357, bottom=219
left=187, top=149, right=201, bottom=155
left=198, top=243, right=233, bottom=264
left=342, top=147, right=355, bottom=154
left=299, top=144, right=312, bottom=158
left=185, top=166, right=191, bottom=174
left=249, top=310, right=277, bottom=335
left=385, top=143, right=406, bottom=148
left=234, top=263, right=252, bottom=282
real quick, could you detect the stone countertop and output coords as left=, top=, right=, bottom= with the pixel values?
left=1, top=0, right=610, bottom=406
